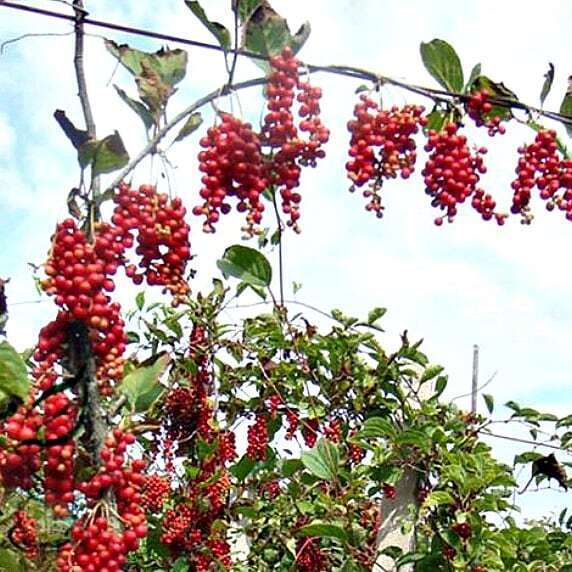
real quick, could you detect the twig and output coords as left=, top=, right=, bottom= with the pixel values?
left=109, top=77, right=267, bottom=189
left=270, top=190, right=285, bottom=307
left=0, top=31, right=73, bottom=54
left=227, top=2, right=240, bottom=87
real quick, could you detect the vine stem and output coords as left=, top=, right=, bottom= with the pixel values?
left=72, top=0, right=99, bottom=198
left=71, top=0, right=106, bottom=467
left=270, top=190, right=285, bottom=307
left=108, top=77, right=267, bottom=191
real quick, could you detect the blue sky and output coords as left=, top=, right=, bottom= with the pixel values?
left=1, top=0, right=572, bottom=520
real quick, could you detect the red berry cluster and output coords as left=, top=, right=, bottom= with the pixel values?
left=11, top=510, right=39, bottom=560
left=382, top=482, right=397, bottom=500
left=43, top=392, right=77, bottom=515
left=193, top=48, right=329, bottom=235
left=262, top=46, right=329, bottom=231
left=267, top=394, right=283, bottom=417
left=295, top=537, right=327, bottom=572
left=260, top=479, right=281, bottom=499
left=453, top=521, right=472, bottom=540
left=348, top=429, right=365, bottom=464
left=194, top=113, right=267, bottom=235
left=113, top=182, right=191, bottom=304
left=422, top=123, right=505, bottom=225
left=466, top=89, right=507, bottom=136
left=285, top=409, right=299, bottom=440
left=324, top=418, right=342, bottom=443
left=355, top=502, right=382, bottom=568
left=247, top=414, right=268, bottom=461
left=0, top=407, right=42, bottom=490
left=218, top=430, right=237, bottom=463
left=141, top=474, right=171, bottom=513
left=346, top=95, right=426, bottom=217
left=58, top=430, right=146, bottom=571
left=301, top=418, right=319, bottom=448
left=511, top=130, right=572, bottom=223
left=38, top=219, right=128, bottom=392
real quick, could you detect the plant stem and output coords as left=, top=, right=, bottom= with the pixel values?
left=271, top=189, right=285, bottom=307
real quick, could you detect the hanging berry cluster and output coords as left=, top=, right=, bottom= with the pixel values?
left=422, top=123, right=505, bottom=225
left=466, top=88, right=507, bottom=136
left=346, top=94, right=427, bottom=217
left=158, top=324, right=235, bottom=569
left=57, top=430, right=147, bottom=572
left=511, top=129, right=572, bottom=223
left=113, top=182, right=191, bottom=304
left=194, top=46, right=329, bottom=234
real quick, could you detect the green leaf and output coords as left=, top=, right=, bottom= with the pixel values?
left=79, top=132, right=129, bottom=175
left=421, top=364, right=444, bottom=383
left=419, top=39, right=464, bottom=92
left=0, top=341, right=29, bottom=400
left=470, top=75, right=518, bottom=122
left=172, top=557, right=190, bottom=572
left=423, top=490, right=454, bottom=508
left=367, top=307, right=386, bottom=325
left=230, top=454, right=256, bottom=481
left=514, top=451, right=543, bottom=465
left=296, top=521, right=348, bottom=542
left=114, top=86, right=154, bottom=130
left=465, top=63, right=481, bottom=92
left=236, top=0, right=263, bottom=22
left=119, top=353, right=169, bottom=412
left=395, top=429, right=431, bottom=452
left=433, top=375, right=448, bottom=397
left=217, top=245, right=272, bottom=288
left=358, top=417, right=396, bottom=440
left=105, top=40, right=188, bottom=87
left=0, top=548, right=23, bottom=572
left=135, top=291, right=145, bottom=311
left=173, top=112, right=203, bottom=143
left=301, top=438, right=339, bottom=481
left=184, top=1, right=231, bottom=50
left=483, top=393, right=494, bottom=414
left=396, top=553, right=426, bottom=568
left=243, top=3, right=311, bottom=70
left=282, top=458, right=303, bottom=477
left=540, top=62, right=555, bottom=107
left=560, top=77, right=572, bottom=138
left=424, top=108, right=450, bottom=133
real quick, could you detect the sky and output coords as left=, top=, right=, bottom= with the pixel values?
left=1, top=0, right=572, bottom=521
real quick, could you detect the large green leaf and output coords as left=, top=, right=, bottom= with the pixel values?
left=78, top=132, right=129, bottom=175
left=113, top=85, right=154, bottom=130
left=243, top=2, right=310, bottom=70
left=358, top=417, right=396, bottom=440
left=217, top=245, right=272, bottom=288
left=230, top=454, right=256, bottom=481
left=296, top=521, right=349, bottom=542
left=184, top=1, right=231, bottom=50
left=119, top=353, right=169, bottom=412
left=0, top=341, right=29, bottom=400
left=235, top=0, right=263, bottom=22
left=105, top=40, right=188, bottom=87
left=423, top=490, right=454, bottom=508
left=0, top=548, right=24, bottom=572
left=173, top=112, right=203, bottom=143
left=419, top=39, right=464, bottom=92
left=560, top=77, right=572, bottom=138
left=301, top=438, right=339, bottom=480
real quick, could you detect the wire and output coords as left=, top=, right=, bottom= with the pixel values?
left=2, top=0, right=572, bottom=128
left=484, top=430, right=571, bottom=454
